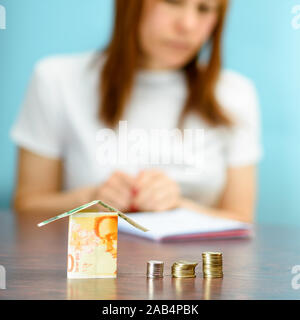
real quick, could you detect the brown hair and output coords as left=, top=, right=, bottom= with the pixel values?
left=99, top=0, right=232, bottom=129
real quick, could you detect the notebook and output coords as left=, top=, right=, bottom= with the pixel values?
left=118, top=208, right=251, bottom=242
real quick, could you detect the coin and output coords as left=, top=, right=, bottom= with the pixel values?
left=147, top=260, right=164, bottom=278
left=202, top=252, right=223, bottom=279
left=171, top=260, right=198, bottom=278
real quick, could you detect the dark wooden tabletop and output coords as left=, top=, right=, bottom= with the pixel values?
left=0, top=210, right=299, bottom=300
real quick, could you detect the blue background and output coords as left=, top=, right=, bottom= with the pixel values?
left=0, top=0, right=299, bottom=226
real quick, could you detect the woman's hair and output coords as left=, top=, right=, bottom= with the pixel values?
left=100, top=0, right=232, bottom=129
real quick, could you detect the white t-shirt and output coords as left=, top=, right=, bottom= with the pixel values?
left=10, top=51, right=263, bottom=207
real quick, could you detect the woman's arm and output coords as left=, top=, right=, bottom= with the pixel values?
left=12, top=148, right=96, bottom=216
left=179, top=166, right=257, bottom=223
left=13, top=148, right=135, bottom=216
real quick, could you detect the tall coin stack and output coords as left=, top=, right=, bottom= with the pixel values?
left=202, top=252, right=223, bottom=278
left=171, top=260, right=198, bottom=278
left=147, top=260, right=164, bottom=278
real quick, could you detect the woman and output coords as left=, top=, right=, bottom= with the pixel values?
left=11, top=0, right=262, bottom=223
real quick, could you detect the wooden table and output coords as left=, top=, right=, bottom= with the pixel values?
left=0, top=210, right=299, bottom=300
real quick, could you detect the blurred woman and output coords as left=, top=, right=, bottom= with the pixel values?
left=11, top=0, right=262, bottom=222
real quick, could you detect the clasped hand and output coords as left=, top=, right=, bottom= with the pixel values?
left=93, top=169, right=181, bottom=212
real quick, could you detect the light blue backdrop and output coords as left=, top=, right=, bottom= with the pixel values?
left=0, top=0, right=299, bottom=226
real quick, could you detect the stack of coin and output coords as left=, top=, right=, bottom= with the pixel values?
left=171, top=260, right=198, bottom=278
left=202, top=252, right=223, bottom=278
left=147, top=260, right=164, bottom=278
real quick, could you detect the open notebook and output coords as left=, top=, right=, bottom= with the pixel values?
left=118, top=208, right=251, bottom=242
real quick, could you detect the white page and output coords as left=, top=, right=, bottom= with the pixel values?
left=118, top=208, right=250, bottom=241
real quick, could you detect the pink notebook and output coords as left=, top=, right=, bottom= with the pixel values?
left=118, top=208, right=251, bottom=242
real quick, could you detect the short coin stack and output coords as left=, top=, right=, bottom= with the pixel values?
left=147, top=260, right=164, bottom=278
left=202, top=252, right=223, bottom=278
left=171, top=260, right=198, bottom=278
